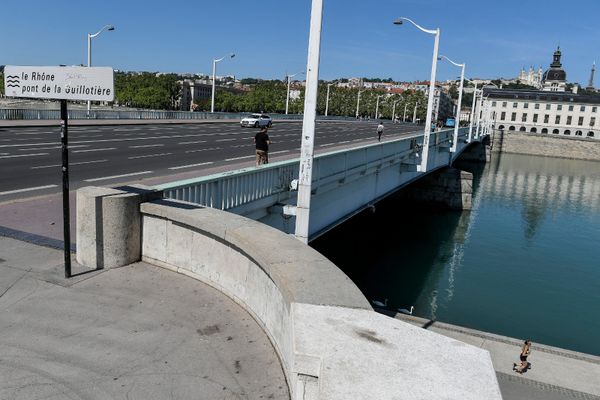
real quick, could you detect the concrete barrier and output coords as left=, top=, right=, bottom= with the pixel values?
left=77, top=187, right=503, bottom=400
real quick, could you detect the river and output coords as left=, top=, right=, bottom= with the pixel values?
left=312, top=152, right=600, bottom=356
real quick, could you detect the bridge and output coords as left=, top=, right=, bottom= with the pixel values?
left=73, top=119, right=498, bottom=400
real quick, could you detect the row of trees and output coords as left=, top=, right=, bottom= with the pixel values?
left=114, top=72, right=181, bottom=110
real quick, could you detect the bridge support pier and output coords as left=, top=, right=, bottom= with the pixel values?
left=395, top=167, right=473, bottom=211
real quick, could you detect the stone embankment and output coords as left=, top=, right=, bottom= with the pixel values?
left=491, top=130, right=600, bottom=161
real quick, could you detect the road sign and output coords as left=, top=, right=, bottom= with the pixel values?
left=4, top=65, right=114, bottom=102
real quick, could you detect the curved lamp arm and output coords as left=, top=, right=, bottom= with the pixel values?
left=438, top=54, right=464, bottom=68
left=393, top=17, right=437, bottom=35
left=89, top=24, right=115, bottom=39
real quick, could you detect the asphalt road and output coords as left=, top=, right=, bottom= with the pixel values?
left=0, top=120, right=421, bottom=202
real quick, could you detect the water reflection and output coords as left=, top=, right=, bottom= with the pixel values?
left=313, top=153, right=600, bottom=355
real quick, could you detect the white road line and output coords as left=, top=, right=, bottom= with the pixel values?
left=178, top=140, right=207, bottom=145
left=128, top=153, right=172, bottom=160
left=84, top=171, right=153, bottom=182
left=269, top=150, right=290, bottom=155
left=185, top=147, right=221, bottom=153
left=169, top=161, right=214, bottom=170
left=129, top=144, right=165, bottom=149
left=216, top=138, right=236, bottom=142
left=225, top=155, right=255, bottom=161
left=31, top=159, right=109, bottom=169
left=0, top=153, right=49, bottom=159
left=73, top=147, right=117, bottom=153
left=319, top=143, right=335, bottom=147
left=18, top=145, right=88, bottom=151
left=339, top=140, right=351, bottom=144
left=0, top=184, right=58, bottom=196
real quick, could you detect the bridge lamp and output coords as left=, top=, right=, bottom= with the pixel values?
left=438, top=55, right=465, bottom=152
left=286, top=71, right=304, bottom=115
left=87, top=24, right=115, bottom=117
left=211, top=53, right=235, bottom=113
left=325, top=82, right=335, bottom=116
left=394, top=17, right=440, bottom=172
left=375, top=95, right=384, bottom=119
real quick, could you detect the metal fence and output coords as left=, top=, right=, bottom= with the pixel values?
left=0, top=108, right=360, bottom=122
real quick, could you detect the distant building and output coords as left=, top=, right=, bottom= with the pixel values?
left=541, top=47, right=567, bottom=92
left=518, top=66, right=543, bottom=89
left=180, top=80, right=212, bottom=111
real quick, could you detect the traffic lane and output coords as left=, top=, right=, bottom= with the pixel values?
left=0, top=122, right=422, bottom=199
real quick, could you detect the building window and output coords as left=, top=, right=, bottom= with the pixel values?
left=509, top=126, right=516, bottom=131
left=588, top=131, right=595, bottom=137
left=580, top=106, right=586, bottom=112
left=591, top=117, right=596, bottom=126
left=557, top=104, right=563, bottom=111
left=524, top=103, right=529, bottom=109
left=568, top=105, right=574, bottom=111
left=576, top=130, right=583, bottom=136
left=546, top=104, right=551, bottom=110
left=522, top=113, right=527, bottom=122
left=513, top=102, right=518, bottom=108
left=567, top=116, right=572, bottom=125
left=542, top=128, right=548, bottom=133
left=533, top=114, right=538, bottom=123
left=544, top=114, right=549, bottom=123
left=511, top=112, right=517, bottom=121
left=555, top=115, right=561, bottom=124
left=531, top=127, right=537, bottom=133
left=492, top=101, right=497, bottom=106
left=564, top=130, right=571, bottom=135
left=502, top=101, right=507, bottom=108
left=519, top=126, right=526, bottom=131
left=578, top=116, right=584, bottom=126
left=534, top=103, right=540, bottom=109
left=552, top=129, right=560, bottom=134
left=501, top=111, right=506, bottom=120
left=592, top=106, right=597, bottom=113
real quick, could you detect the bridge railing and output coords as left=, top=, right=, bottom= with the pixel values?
left=156, top=128, right=468, bottom=211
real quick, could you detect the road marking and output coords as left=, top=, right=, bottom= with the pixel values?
left=0, top=153, right=49, bottom=159
left=339, top=140, right=351, bottom=144
left=0, top=184, right=58, bottom=196
left=31, top=159, right=109, bottom=169
left=269, top=150, right=290, bottom=155
left=185, top=147, right=221, bottom=153
left=129, top=144, right=165, bottom=149
left=128, top=153, right=172, bottom=160
left=73, top=147, right=117, bottom=153
left=178, top=140, right=207, bottom=145
left=319, top=143, right=336, bottom=147
left=18, top=145, right=88, bottom=151
left=169, top=161, right=214, bottom=170
left=216, top=138, right=236, bottom=142
left=84, top=171, right=153, bottom=182
left=225, top=155, right=255, bottom=161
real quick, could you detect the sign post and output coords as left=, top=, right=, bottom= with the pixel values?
left=4, top=65, right=114, bottom=278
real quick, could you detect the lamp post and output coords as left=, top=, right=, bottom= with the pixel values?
left=375, top=94, right=383, bottom=119
left=403, top=102, right=408, bottom=122
left=286, top=71, right=304, bottom=115
left=392, top=99, right=400, bottom=122
left=87, top=24, right=114, bottom=117
left=413, top=101, right=419, bottom=122
left=355, top=89, right=362, bottom=118
left=394, top=17, right=440, bottom=172
left=211, top=53, right=235, bottom=113
left=475, top=91, right=485, bottom=139
left=467, top=80, right=478, bottom=143
left=438, top=55, right=465, bottom=152
left=325, top=82, right=334, bottom=116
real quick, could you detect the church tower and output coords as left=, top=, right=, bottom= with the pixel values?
left=542, top=47, right=567, bottom=92
left=587, top=62, right=596, bottom=91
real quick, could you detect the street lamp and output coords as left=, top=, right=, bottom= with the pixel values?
left=392, top=98, right=401, bottom=122
left=403, top=102, right=408, bottom=122
left=375, top=94, right=384, bottom=120
left=286, top=71, right=304, bottom=115
left=355, top=89, right=362, bottom=118
left=325, top=82, right=335, bottom=116
left=394, top=17, right=440, bottom=172
left=464, top=79, right=479, bottom=143
left=413, top=101, right=419, bottom=122
left=87, top=24, right=114, bottom=116
left=438, top=55, right=465, bottom=152
left=211, top=53, right=235, bottom=113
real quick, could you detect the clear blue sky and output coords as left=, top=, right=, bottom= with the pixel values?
left=2, top=0, right=600, bottom=85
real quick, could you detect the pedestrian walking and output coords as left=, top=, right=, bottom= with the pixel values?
left=513, top=339, right=532, bottom=374
left=254, top=127, right=271, bottom=166
left=377, top=121, right=384, bottom=142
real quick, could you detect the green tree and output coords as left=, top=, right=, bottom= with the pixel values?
left=0, top=71, right=4, bottom=95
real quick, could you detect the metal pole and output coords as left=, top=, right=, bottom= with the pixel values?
left=392, top=101, right=396, bottom=122
left=403, top=103, right=408, bottom=122
left=211, top=59, right=217, bottom=113
left=419, top=28, right=440, bottom=172
left=325, top=83, right=331, bottom=116
left=294, top=0, right=323, bottom=244
left=451, top=63, right=465, bottom=152
left=87, top=34, right=91, bottom=117
left=355, top=90, right=361, bottom=118
left=467, top=83, right=478, bottom=142
left=413, top=102, right=418, bottom=122
left=286, top=75, right=291, bottom=114
left=60, top=100, right=71, bottom=278
left=375, top=95, right=380, bottom=119
left=475, top=90, right=485, bottom=139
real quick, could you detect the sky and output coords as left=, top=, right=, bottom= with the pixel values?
left=2, top=0, right=600, bottom=85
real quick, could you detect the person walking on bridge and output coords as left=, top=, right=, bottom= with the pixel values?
left=377, top=121, right=384, bottom=142
left=254, top=127, right=272, bottom=166
left=513, top=339, right=532, bottom=374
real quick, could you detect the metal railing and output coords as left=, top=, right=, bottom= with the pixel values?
left=156, top=128, right=467, bottom=211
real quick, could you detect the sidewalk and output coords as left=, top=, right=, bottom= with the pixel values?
left=387, top=312, right=600, bottom=400
left=0, top=236, right=289, bottom=400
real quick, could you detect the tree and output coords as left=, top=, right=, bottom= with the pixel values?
left=0, top=72, right=4, bottom=95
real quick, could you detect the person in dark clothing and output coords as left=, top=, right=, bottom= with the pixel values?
left=254, top=127, right=271, bottom=166
left=513, top=340, right=532, bottom=374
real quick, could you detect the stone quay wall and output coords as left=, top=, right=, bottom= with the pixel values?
left=491, top=130, right=600, bottom=161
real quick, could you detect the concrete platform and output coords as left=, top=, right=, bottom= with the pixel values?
left=0, top=236, right=289, bottom=400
